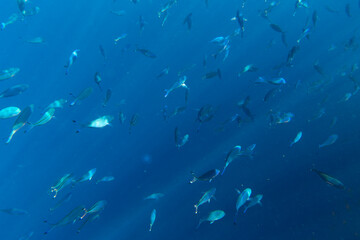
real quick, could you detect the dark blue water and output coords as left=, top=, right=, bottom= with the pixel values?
left=1, top=0, right=360, bottom=239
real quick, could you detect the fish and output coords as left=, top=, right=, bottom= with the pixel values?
left=256, top=77, right=286, bottom=85
left=45, top=99, right=67, bottom=110
left=202, top=69, right=221, bottom=80
left=44, top=205, right=85, bottom=234
left=158, top=0, right=177, bottom=17
left=26, top=37, right=46, bottom=44
left=297, top=27, right=311, bottom=44
left=87, top=116, right=113, bottom=128
left=77, top=213, right=100, bottom=234
left=0, top=84, right=29, bottom=98
left=235, top=10, right=246, bottom=38
left=81, top=200, right=107, bottom=219
left=0, top=107, right=21, bottom=119
left=338, top=93, right=352, bottom=102
left=164, top=76, right=188, bottom=98
left=157, top=67, right=169, bottom=78
left=6, top=105, right=33, bottom=144
left=26, top=108, right=55, bottom=132
left=17, top=0, right=26, bottom=15
left=319, top=134, right=338, bottom=148
left=70, top=87, right=93, bottom=106
left=110, top=10, right=126, bottom=16
left=149, top=209, right=156, bottom=231
left=103, top=89, right=112, bottom=107
left=196, top=210, right=225, bottom=229
left=243, top=194, right=263, bottom=213
left=99, top=45, right=106, bottom=62
left=269, top=23, right=284, bottom=33
left=64, top=49, right=79, bottom=75
left=174, top=127, right=189, bottom=148
left=345, top=3, right=351, bottom=17
left=286, top=45, right=300, bottom=66
left=263, top=88, right=279, bottom=102
left=197, top=104, right=215, bottom=123
left=94, top=72, right=102, bottom=91
left=77, top=168, right=97, bottom=183
left=222, top=146, right=242, bottom=175
left=313, top=61, right=326, bottom=77
left=135, top=48, right=156, bottom=58
left=234, top=188, right=251, bottom=224
left=139, top=15, right=146, bottom=32
left=96, top=176, right=115, bottom=184
left=311, top=169, right=344, bottom=189
left=290, top=131, right=302, bottom=147
left=293, top=0, right=309, bottom=16
left=0, top=208, right=29, bottom=215
left=312, top=10, right=318, bottom=27
left=237, top=96, right=254, bottom=121
left=0, top=67, right=20, bottom=81
left=144, top=193, right=164, bottom=200
left=50, top=173, right=74, bottom=198
left=190, top=169, right=220, bottom=184
left=50, top=192, right=72, bottom=212
left=240, top=144, right=256, bottom=159
left=238, top=64, right=257, bottom=76
left=129, top=114, right=139, bottom=134
left=194, top=188, right=216, bottom=214
left=183, top=13, right=192, bottom=30
left=118, top=112, right=126, bottom=124
left=114, top=34, right=128, bottom=44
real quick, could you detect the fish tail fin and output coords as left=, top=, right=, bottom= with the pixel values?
left=189, top=172, right=197, bottom=184
left=6, top=130, right=16, bottom=144
left=221, top=167, right=227, bottom=175
left=80, top=209, right=88, bottom=220
left=194, top=205, right=198, bottom=214
left=255, top=77, right=266, bottom=84
left=164, top=89, right=169, bottom=98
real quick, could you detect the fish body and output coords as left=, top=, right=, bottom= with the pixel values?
left=94, top=72, right=102, bottom=90
left=0, top=84, right=29, bottom=98
left=319, top=134, right=338, bottom=148
left=81, top=200, right=107, bottom=219
left=194, top=188, right=216, bottom=214
left=234, top=188, right=251, bottom=224
left=46, top=99, right=67, bottom=110
left=0, top=208, right=28, bottom=215
left=44, top=205, right=85, bottom=234
left=136, top=48, right=156, bottom=58
left=50, top=173, right=74, bottom=198
left=118, top=112, right=126, bottom=124
left=87, top=116, right=113, bottom=128
left=222, top=146, right=242, bottom=175
left=149, top=209, right=156, bottom=231
left=202, top=69, right=221, bottom=80
left=165, top=76, right=188, bottom=97
left=50, top=192, right=72, bottom=212
left=290, top=131, right=302, bottom=147
left=144, top=193, right=164, bottom=200
left=270, top=23, right=283, bottom=33
left=311, top=169, right=344, bottom=189
left=183, top=13, right=192, bottom=30
left=103, top=89, right=112, bottom=107
left=235, top=10, right=246, bottom=38
left=29, top=108, right=55, bottom=128
left=70, top=87, right=93, bottom=106
left=0, top=68, right=20, bottom=81
left=197, top=210, right=225, bottom=229
left=190, top=169, right=220, bottom=184
left=197, top=104, right=215, bottom=123
left=263, top=88, right=279, bottom=102
left=244, top=194, right=263, bottom=213
left=64, top=49, right=79, bottom=75
left=157, top=67, right=169, bottom=78
left=96, top=176, right=115, bottom=184
left=0, top=107, right=21, bottom=119
left=77, top=168, right=97, bottom=183
left=256, top=77, right=286, bottom=85
left=114, top=34, right=128, bottom=44
left=6, top=104, right=33, bottom=143
left=26, top=37, right=45, bottom=44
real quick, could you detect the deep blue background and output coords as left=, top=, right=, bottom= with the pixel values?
left=1, top=0, right=360, bottom=239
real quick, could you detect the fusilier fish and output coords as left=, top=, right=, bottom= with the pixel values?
left=234, top=188, right=251, bottom=224
left=77, top=168, right=97, bottom=183
left=27, top=108, right=55, bottom=131
left=87, top=116, right=113, bottom=128
left=50, top=173, right=74, bottom=198
left=144, top=193, right=164, bottom=200
left=149, top=209, right=156, bottom=231
left=190, top=169, right=220, bottom=184
left=96, top=176, right=115, bottom=184
left=44, top=205, right=85, bottom=234
left=45, top=99, right=67, bottom=110
left=243, top=194, right=263, bottom=213
left=0, top=84, right=29, bottom=98
left=70, top=87, right=93, bottom=106
left=0, top=107, right=21, bottom=119
left=164, top=76, right=188, bottom=98
left=319, top=134, right=338, bottom=148
left=0, top=67, right=20, bottom=81
left=196, top=210, right=225, bottom=229
left=311, top=169, right=344, bottom=189
left=81, top=200, right=107, bottom=219
left=64, top=49, right=79, bottom=75
left=6, top=105, right=33, bottom=143
left=222, top=145, right=242, bottom=175
left=194, top=188, right=216, bottom=214
left=290, top=131, right=302, bottom=147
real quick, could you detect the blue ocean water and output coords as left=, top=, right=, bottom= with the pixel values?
left=1, top=0, right=360, bottom=239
